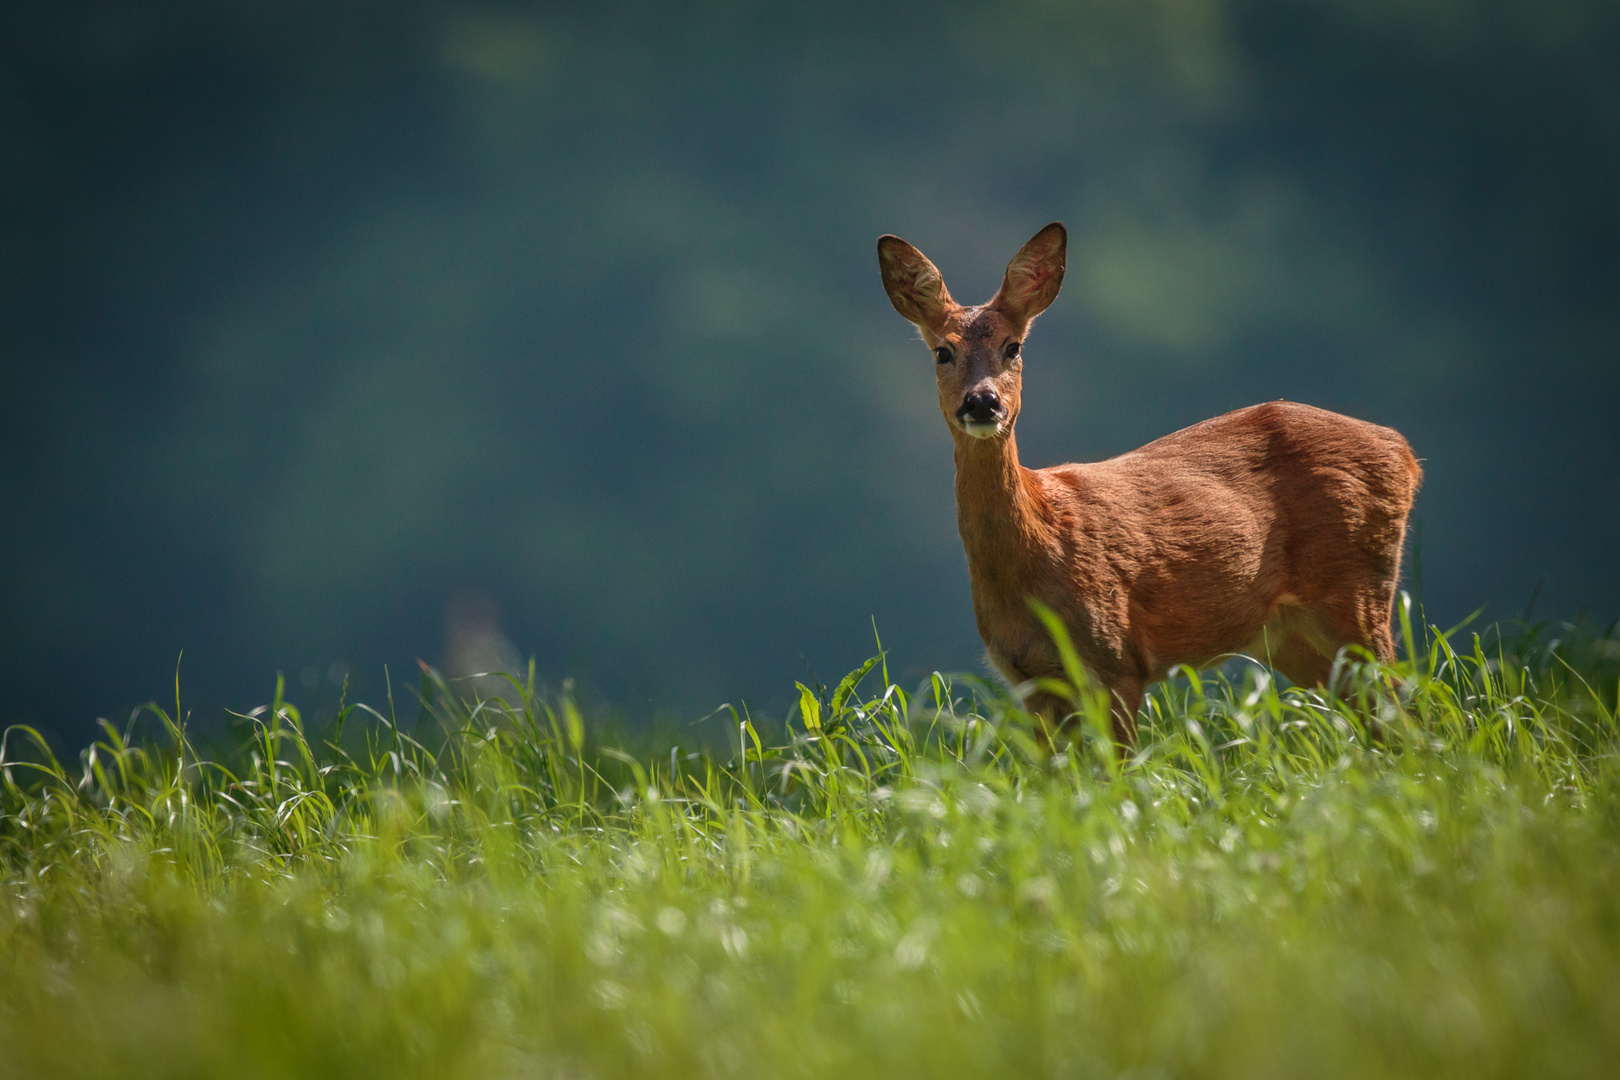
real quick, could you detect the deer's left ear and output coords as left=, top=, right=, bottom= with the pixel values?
left=993, top=222, right=1066, bottom=327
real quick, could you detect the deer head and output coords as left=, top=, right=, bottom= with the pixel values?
left=877, top=222, right=1067, bottom=441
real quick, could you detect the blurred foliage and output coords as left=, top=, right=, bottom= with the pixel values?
left=1, top=1, right=1617, bottom=737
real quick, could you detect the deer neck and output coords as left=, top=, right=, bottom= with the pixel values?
left=953, top=429, right=1053, bottom=569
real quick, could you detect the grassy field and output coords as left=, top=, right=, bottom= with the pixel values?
left=3, top=603, right=1618, bottom=1079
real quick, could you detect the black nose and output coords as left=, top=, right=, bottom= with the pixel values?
left=956, top=389, right=1004, bottom=425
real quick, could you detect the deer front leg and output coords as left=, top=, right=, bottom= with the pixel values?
left=1023, top=682, right=1142, bottom=752
left=1022, top=688, right=1071, bottom=750
left=1109, top=680, right=1144, bottom=750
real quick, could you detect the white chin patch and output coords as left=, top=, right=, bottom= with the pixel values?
left=960, top=420, right=1002, bottom=440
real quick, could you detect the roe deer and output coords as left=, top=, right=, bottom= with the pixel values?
left=877, top=222, right=1421, bottom=747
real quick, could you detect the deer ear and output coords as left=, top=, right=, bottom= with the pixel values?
left=994, top=222, right=1066, bottom=326
left=877, top=235, right=954, bottom=332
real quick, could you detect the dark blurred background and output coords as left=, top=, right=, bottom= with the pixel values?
left=3, top=1, right=1618, bottom=745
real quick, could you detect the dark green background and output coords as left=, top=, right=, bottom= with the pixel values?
left=4, top=1, right=1617, bottom=742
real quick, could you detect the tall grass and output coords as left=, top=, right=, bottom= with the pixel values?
left=2, top=603, right=1618, bottom=1079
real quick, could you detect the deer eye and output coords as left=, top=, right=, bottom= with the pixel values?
left=1005, top=341, right=1022, bottom=360
left=933, top=346, right=953, bottom=364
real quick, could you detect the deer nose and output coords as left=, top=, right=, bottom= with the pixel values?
left=956, top=388, right=1004, bottom=425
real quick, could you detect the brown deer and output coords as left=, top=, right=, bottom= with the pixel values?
left=877, top=223, right=1421, bottom=747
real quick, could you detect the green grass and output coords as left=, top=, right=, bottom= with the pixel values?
left=3, top=603, right=1619, bottom=1079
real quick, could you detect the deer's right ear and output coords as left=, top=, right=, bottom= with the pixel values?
left=878, top=235, right=954, bottom=332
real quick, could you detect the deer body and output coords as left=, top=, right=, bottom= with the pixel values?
left=879, top=224, right=1421, bottom=745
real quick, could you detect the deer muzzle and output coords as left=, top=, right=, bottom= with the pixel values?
left=955, top=388, right=1006, bottom=438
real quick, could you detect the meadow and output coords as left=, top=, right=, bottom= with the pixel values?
left=3, top=601, right=1618, bottom=1079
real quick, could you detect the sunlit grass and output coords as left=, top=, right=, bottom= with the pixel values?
left=3, top=601, right=1618, bottom=1078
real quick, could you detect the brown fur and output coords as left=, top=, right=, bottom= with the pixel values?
left=877, top=223, right=1422, bottom=746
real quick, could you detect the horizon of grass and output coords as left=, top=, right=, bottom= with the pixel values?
left=2, top=600, right=1619, bottom=1079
